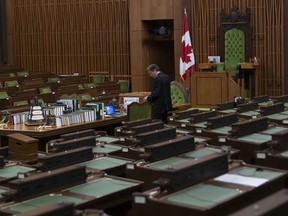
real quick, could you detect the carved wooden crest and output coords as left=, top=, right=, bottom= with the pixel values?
left=220, top=5, right=251, bottom=23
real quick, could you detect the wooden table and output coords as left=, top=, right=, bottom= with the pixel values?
left=0, top=115, right=126, bottom=151
left=198, top=63, right=217, bottom=72
left=237, top=63, right=259, bottom=98
left=118, top=92, right=151, bottom=104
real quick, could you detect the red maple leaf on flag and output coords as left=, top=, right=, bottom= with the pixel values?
left=181, top=43, right=193, bottom=64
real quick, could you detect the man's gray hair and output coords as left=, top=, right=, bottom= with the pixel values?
left=146, top=64, right=160, bottom=72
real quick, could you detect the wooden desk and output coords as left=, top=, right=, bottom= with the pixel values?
left=118, top=92, right=150, bottom=104
left=191, top=72, right=239, bottom=108
left=198, top=63, right=216, bottom=72
left=0, top=115, right=126, bottom=151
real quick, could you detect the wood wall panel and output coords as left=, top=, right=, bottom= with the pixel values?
left=6, top=0, right=130, bottom=78
left=141, top=0, right=174, bottom=20
left=129, top=0, right=177, bottom=92
left=4, top=0, right=285, bottom=96
left=284, top=0, right=288, bottom=93
left=190, top=0, right=284, bottom=96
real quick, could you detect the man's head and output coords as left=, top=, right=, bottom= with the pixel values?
left=147, top=64, right=160, bottom=78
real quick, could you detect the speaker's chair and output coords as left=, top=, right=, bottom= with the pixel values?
left=219, top=6, right=252, bottom=77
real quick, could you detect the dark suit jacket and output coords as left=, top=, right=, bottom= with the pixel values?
left=147, top=72, right=172, bottom=117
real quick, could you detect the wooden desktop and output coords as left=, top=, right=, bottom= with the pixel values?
left=0, top=115, right=126, bottom=151
left=118, top=92, right=150, bottom=104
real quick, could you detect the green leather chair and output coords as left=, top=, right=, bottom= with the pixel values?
left=48, top=77, right=61, bottom=83
left=39, top=86, right=52, bottom=94
left=4, top=80, right=19, bottom=87
left=79, top=93, right=93, bottom=106
left=216, top=62, right=225, bottom=72
left=92, top=75, right=106, bottom=84
left=0, top=91, right=10, bottom=109
left=17, top=71, right=29, bottom=77
left=118, top=80, right=130, bottom=93
left=127, top=102, right=152, bottom=121
left=0, top=91, right=9, bottom=100
left=13, top=100, right=29, bottom=107
left=224, top=28, right=245, bottom=77
left=170, top=81, right=189, bottom=105
left=83, top=83, right=96, bottom=89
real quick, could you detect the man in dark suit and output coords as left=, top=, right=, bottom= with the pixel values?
left=144, top=64, right=172, bottom=123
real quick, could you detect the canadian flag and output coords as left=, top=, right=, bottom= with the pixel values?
left=179, top=11, right=195, bottom=81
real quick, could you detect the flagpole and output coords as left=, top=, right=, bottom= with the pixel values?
left=185, top=8, right=192, bottom=103
left=179, top=7, right=195, bottom=95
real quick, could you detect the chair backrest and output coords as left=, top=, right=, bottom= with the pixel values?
left=127, top=102, right=152, bottom=121
left=48, top=77, right=61, bottom=83
left=224, top=28, right=245, bottom=76
left=80, top=93, right=92, bottom=101
left=13, top=100, right=29, bottom=107
left=92, top=75, right=106, bottom=84
left=0, top=91, right=9, bottom=99
left=83, top=83, right=96, bottom=89
left=118, top=80, right=130, bottom=93
left=60, top=93, right=80, bottom=100
left=89, top=71, right=109, bottom=83
left=5, top=80, right=19, bottom=87
left=17, top=71, right=29, bottom=77
left=39, top=86, right=52, bottom=94
left=170, top=81, right=189, bottom=105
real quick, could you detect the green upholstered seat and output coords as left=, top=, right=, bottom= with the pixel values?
left=0, top=91, right=9, bottom=99
left=17, top=71, right=29, bottom=77
left=4, top=80, right=19, bottom=87
left=92, top=75, right=106, bottom=84
left=80, top=93, right=93, bottom=102
left=127, top=102, right=152, bottom=121
left=39, top=86, right=52, bottom=94
left=170, top=81, right=189, bottom=105
left=224, top=28, right=245, bottom=77
left=47, top=77, right=60, bottom=83
left=78, top=84, right=85, bottom=90
left=118, top=80, right=130, bottom=93
left=60, top=94, right=80, bottom=100
left=83, top=83, right=96, bottom=89
left=216, top=62, right=225, bottom=72
left=13, top=100, right=29, bottom=107
left=9, top=73, right=16, bottom=77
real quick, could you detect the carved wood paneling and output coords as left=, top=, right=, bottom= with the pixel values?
left=5, top=0, right=285, bottom=96
left=9, top=0, right=130, bottom=78
left=190, top=0, right=284, bottom=96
